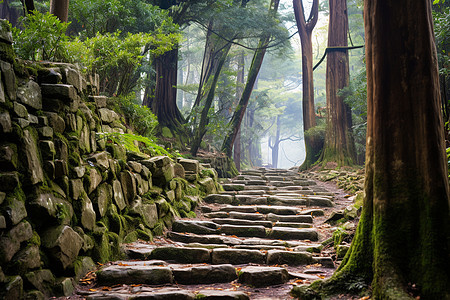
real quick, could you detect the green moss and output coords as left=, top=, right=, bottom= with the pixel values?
left=123, top=231, right=138, bottom=244
left=0, top=42, right=15, bottom=63
left=91, top=230, right=110, bottom=264
left=29, top=231, right=41, bottom=246
left=136, top=228, right=153, bottom=241
left=152, top=221, right=165, bottom=237
left=107, top=232, right=124, bottom=260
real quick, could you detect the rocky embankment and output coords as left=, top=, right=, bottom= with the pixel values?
left=73, top=168, right=359, bottom=300
left=0, top=20, right=221, bottom=299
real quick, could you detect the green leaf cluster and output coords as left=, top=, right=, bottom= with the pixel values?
left=113, top=94, right=159, bottom=137
left=12, top=11, right=70, bottom=61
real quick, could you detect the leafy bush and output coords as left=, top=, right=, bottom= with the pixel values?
left=115, top=94, right=158, bottom=136
left=12, top=11, right=69, bottom=61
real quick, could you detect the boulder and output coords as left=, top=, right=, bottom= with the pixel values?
left=43, top=112, right=65, bottom=134
left=86, top=168, right=102, bottom=194
left=92, top=183, right=111, bottom=217
left=8, top=245, right=41, bottom=274
left=13, top=102, right=28, bottom=118
left=1, top=61, right=16, bottom=100
left=41, top=225, right=83, bottom=270
left=80, top=194, right=96, bottom=231
left=98, top=108, right=119, bottom=123
left=2, top=276, right=23, bottom=300
left=17, top=80, right=42, bottom=110
left=87, top=151, right=109, bottom=171
left=199, top=177, right=217, bottom=194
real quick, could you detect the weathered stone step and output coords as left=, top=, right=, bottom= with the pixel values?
left=255, top=205, right=300, bottom=215
left=172, top=264, right=237, bottom=284
left=269, top=227, right=319, bottom=241
left=274, top=222, right=312, bottom=228
left=97, top=265, right=173, bottom=285
left=234, top=195, right=267, bottom=205
left=219, top=224, right=267, bottom=237
left=229, top=211, right=265, bottom=220
left=270, top=181, right=295, bottom=187
left=172, top=220, right=219, bottom=235
left=244, top=185, right=272, bottom=191
left=212, top=218, right=273, bottom=228
left=267, top=213, right=313, bottom=223
left=222, top=183, right=245, bottom=191
left=236, top=175, right=263, bottom=181
left=238, top=266, right=289, bottom=287
left=212, top=248, right=265, bottom=264
left=83, top=287, right=250, bottom=299
left=237, top=190, right=265, bottom=195
left=149, top=246, right=211, bottom=263
left=267, top=195, right=334, bottom=207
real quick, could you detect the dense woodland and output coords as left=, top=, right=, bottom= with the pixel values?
left=1, top=0, right=449, bottom=298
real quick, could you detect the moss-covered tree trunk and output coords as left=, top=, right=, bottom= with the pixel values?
left=293, top=0, right=322, bottom=170
left=293, top=0, right=450, bottom=299
left=318, top=0, right=356, bottom=167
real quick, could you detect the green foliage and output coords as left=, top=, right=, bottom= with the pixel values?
left=114, top=94, right=159, bottom=136
left=100, top=132, right=179, bottom=158
left=12, top=11, right=70, bottom=61
left=446, top=146, right=450, bottom=179
left=433, top=5, right=450, bottom=76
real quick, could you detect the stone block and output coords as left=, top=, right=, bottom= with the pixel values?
left=98, top=108, right=119, bottom=123
left=0, top=221, right=33, bottom=264
left=129, top=198, right=158, bottom=228
left=238, top=266, right=289, bottom=287
left=13, top=102, right=28, bottom=118
left=14, top=117, right=30, bottom=128
left=149, top=246, right=211, bottom=263
left=112, top=180, right=126, bottom=211
left=211, top=249, right=265, bottom=265
left=4, top=196, right=27, bottom=225
left=41, top=84, right=76, bottom=102
left=0, top=144, right=18, bottom=170
left=40, top=140, right=55, bottom=160
left=28, top=114, right=38, bottom=124
left=96, top=265, right=173, bottom=285
left=24, top=269, right=55, bottom=297
left=0, top=172, right=19, bottom=191
left=120, top=170, right=137, bottom=202
left=0, top=112, right=12, bottom=133
left=92, top=183, right=111, bottom=217
left=8, top=244, right=41, bottom=275
left=173, top=163, right=185, bottom=178
left=179, top=158, right=199, bottom=173
left=55, top=159, right=68, bottom=178
left=39, top=68, right=62, bottom=84
left=17, top=80, right=42, bottom=110
left=89, top=95, right=107, bottom=108
left=1, top=61, right=16, bottom=100
left=86, top=168, right=102, bottom=194
left=37, top=126, right=53, bottom=138
left=172, top=264, right=237, bottom=284
left=29, top=193, right=74, bottom=226
left=41, top=225, right=83, bottom=270
left=80, top=194, right=96, bottom=231
left=199, top=177, right=217, bottom=194
left=44, top=112, right=66, bottom=134
left=87, top=151, right=109, bottom=171
left=2, top=276, right=23, bottom=300
left=0, top=19, right=13, bottom=43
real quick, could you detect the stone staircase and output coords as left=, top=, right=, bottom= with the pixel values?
left=75, top=168, right=341, bottom=299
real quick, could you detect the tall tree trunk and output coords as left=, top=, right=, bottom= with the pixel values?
left=221, top=0, right=280, bottom=157
left=152, top=48, right=185, bottom=130
left=269, top=115, right=281, bottom=168
left=233, top=52, right=245, bottom=171
left=191, top=42, right=232, bottom=156
left=318, top=0, right=356, bottom=166
left=293, top=0, right=450, bottom=298
left=50, top=0, right=69, bottom=22
left=293, top=0, right=322, bottom=170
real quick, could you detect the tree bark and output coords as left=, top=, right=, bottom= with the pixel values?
left=152, top=48, right=185, bottom=130
left=293, top=0, right=450, bottom=298
left=293, top=0, right=322, bottom=169
left=50, top=0, right=69, bottom=22
left=0, top=0, right=20, bottom=26
left=233, top=52, right=245, bottom=170
left=318, top=0, right=356, bottom=167
left=221, top=0, right=280, bottom=157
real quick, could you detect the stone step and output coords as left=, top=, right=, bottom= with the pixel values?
left=229, top=211, right=265, bottom=220
left=238, top=266, right=289, bottom=287
left=212, top=218, right=273, bottom=228
left=255, top=205, right=300, bottom=215
left=234, top=195, right=267, bottom=205
left=269, top=227, right=319, bottom=241
left=244, top=185, right=272, bottom=191
left=218, top=224, right=267, bottom=238
left=172, top=220, right=219, bottom=235
left=270, top=181, right=295, bottom=187
left=237, top=190, right=266, bottom=195
left=148, top=246, right=211, bottom=263
left=222, top=183, right=245, bottom=191
left=96, top=265, right=173, bottom=285
left=236, top=175, right=263, bottom=181
left=267, top=213, right=313, bottom=223
left=219, top=205, right=257, bottom=213
left=274, top=222, right=312, bottom=228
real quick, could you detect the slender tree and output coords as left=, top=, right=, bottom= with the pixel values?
left=292, top=0, right=450, bottom=298
left=293, top=0, right=321, bottom=169
left=318, top=0, right=356, bottom=166
left=221, top=0, right=280, bottom=157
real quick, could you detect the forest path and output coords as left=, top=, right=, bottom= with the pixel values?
left=74, top=168, right=356, bottom=300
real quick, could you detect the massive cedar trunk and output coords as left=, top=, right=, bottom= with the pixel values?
left=318, top=0, right=356, bottom=166
left=152, top=48, right=185, bottom=130
left=292, top=0, right=450, bottom=298
left=50, top=0, right=69, bottom=22
left=293, top=0, right=322, bottom=169
left=221, top=0, right=280, bottom=157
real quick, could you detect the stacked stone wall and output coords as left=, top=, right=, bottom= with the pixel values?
left=0, top=20, right=220, bottom=299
